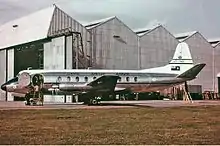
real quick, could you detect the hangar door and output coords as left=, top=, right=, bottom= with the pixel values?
left=14, top=42, right=43, bottom=101
left=218, top=77, right=220, bottom=93
left=14, top=42, right=44, bottom=76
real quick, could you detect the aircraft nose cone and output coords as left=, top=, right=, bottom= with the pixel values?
left=1, top=84, right=6, bottom=91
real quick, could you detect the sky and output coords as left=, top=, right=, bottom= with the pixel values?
left=0, top=0, right=220, bottom=39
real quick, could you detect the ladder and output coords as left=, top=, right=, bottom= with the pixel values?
left=72, top=33, right=90, bottom=69
left=183, top=87, right=193, bottom=103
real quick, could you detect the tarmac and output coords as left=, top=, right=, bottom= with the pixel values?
left=1, top=100, right=220, bottom=110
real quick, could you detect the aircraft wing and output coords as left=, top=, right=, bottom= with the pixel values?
left=177, top=63, right=206, bottom=79
left=87, top=75, right=121, bottom=92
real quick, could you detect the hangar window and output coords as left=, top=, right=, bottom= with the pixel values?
left=84, top=76, right=88, bottom=82
left=75, top=77, right=79, bottom=82
left=93, top=77, right=97, bottom=80
left=126, top=77, right=130, bottom=82
left=134, top=77, right=138, bottom=82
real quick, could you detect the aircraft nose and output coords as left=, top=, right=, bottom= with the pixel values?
left=1, top=84, right=6, bottom=91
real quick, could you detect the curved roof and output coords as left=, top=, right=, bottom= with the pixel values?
left=0, top=5, right=55, bottom=50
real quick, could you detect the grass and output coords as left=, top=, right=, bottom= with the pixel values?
left=0, top=106, right=220, bottom=145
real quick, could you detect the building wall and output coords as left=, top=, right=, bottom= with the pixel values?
left=66, top=35, right=73, bottom=69
left=139, top=26, right=179, bottom=69
left=214, top=44, right=220, bottom=92
left=183, top=33, right=214, bottom=92
left=89, top=18, right=139, bottom=69
left=44, top=36, right=65, bottom=102
left=0, top=50, right=6, bottom=101
left=48, top=7, right=91, bottom=62
left=44, top=36, right=65, bottom=69
left=7, top=49, right=14, bottom=101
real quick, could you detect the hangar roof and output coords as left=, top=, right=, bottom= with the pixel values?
left=174, top=31, right=197, bottom=42
left=134, top=24, right=161, bottom=36
left=208, top=38, right=220, bottom=47
left=84, top=16, right=116, bottom=29
left=0, top=5, right=55, bottom=50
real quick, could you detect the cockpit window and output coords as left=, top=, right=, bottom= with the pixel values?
left=6, top=77, right=18, bottom=85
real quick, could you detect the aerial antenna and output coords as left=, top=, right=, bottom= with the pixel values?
left=27, top=67, right=32, bottom=70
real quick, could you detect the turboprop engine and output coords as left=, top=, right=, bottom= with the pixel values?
left=18, top=72, right=44, bottom=88
left=52, top=84, right=92, bottom=92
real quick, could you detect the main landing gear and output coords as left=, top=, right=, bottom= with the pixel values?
left=88, top=96, right=102, bottom=105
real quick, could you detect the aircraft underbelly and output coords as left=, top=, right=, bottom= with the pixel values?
left=116, top=81, right=182, bottom=93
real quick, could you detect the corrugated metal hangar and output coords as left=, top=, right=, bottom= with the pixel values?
left=0, top=5, right=220, bottom=102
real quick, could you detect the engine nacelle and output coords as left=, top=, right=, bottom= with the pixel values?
left=58, top=84, right=92, bottom=91
left=32, top=74, right=44, bottom=86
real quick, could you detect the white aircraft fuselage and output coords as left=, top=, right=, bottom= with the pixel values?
left=1, top=42, right=206, bottom=105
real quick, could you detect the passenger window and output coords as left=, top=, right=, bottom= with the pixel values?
left=93, top=77, right=97, bottom=80
left=126, top=77, right=129, bottom=82
left=57, top=76, right=62, bottom=82
left=134, top=77, right=137, bottom=82
left=75, top=77, right=79, bottom=82
left=67, top=76, right=71, bottom=82
left=85, top=76, right=88, bottom=82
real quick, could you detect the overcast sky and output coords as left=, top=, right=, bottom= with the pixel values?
left=0, top=0, right=220, bottom=39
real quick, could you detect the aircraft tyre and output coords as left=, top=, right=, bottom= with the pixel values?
left=88, top=97, right=101, bottom=106
left=24, top=94, right=31, bottom=106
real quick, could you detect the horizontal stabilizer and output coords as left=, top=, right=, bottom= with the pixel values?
left=177, top=63, right=206, bottom=79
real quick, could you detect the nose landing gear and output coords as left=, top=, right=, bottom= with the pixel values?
left=24, top=74, right=44, bottom=106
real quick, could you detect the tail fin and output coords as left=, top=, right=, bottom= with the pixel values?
left=169, top=42, right=193, bottom=65
left=177, top=63, right=206, bottom=79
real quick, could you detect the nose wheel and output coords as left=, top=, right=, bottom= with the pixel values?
left=24, top=91, right=44, bottom=106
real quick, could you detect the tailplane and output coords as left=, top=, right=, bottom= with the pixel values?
left=177, top=63, right=206, bottom=79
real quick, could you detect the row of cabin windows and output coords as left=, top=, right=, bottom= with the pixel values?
left=57, top=76, right=138, bottom=82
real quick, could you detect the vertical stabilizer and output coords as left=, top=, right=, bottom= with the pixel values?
left=170, top=42, right=193, bottom=64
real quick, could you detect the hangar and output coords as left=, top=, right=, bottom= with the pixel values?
left=0, top=5, right=91, bottom=101
left=0, top=4, right=220, bottom=102
left=135, top=25, right=179, bottom=69
left=84, top=16, right=139, bottom=70
left=175, top=31, right=215, bottom=92
left=210, top=40, right=220, bottom=92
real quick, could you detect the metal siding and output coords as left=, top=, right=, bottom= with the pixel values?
left=48, top=7, right=91, bottom=63
left=44, top=36, right=65, bottom=70
left=7, top=49, right=14, bottom=101
left=139, top=26, right=179, bottom=69
left=66, top=36, right=73, bottom=69
left=43, top=36, right=65, bottom=102
left=0, top=50, right=6, bottom=101
left=214, top=45, right=220, bottom=92
left=44, top=42, right=52, bottom=69
left=184, top=33, right=214, bottom=92
left=90, top=18, right=139, bottom=69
